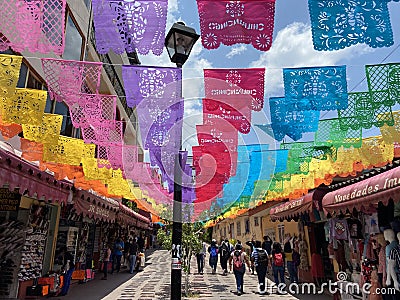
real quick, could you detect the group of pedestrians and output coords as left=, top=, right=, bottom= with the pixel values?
left=101, top=235, right=146, bottom=280
left=197, top=235, right=301, bottom=296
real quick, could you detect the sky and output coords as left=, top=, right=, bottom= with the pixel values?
left=137, top=0, right=400, bottom=153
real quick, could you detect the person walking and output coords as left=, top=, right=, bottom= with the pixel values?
left=101, top=244, right=112, bottom=280
left=251, top=241, right=270, bottom=295
left=111, top=237, right=124, bottom=274
left=219, top=239, right=231, bottom=275
left=208, top=239, right=219, bottom=274
left=196, top=241, right=206, bottom=274
left=129, top=238, right=138, bottom=274
left=229, top=243, right=251, bottom=295
left=246, top=238, right=256, bottom=275
left=60, top=246, right=75, bottom=296
left=272, top=242, right=286, bottom=294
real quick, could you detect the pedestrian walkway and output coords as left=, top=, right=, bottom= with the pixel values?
left=101, top=250, right=332, bottom=300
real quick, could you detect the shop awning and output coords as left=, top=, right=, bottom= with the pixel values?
left=73, top=189, right=118, bottom=223
left=270, top=187, right=328, bottom=221
left=322, top=166, right=400, bottom=214
left=117, top=203, right=151, bottom=229
left=0, top=147, right=72, bottom=204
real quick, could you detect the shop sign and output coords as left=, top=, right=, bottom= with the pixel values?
left=274, top=198, right=304, bottom=213
left=88, top=204, right=110, bottom=218
left=0, top=188, right=21, bottom=211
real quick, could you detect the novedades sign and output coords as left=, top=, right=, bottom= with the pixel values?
left=334, top=175, right=400, bottom=204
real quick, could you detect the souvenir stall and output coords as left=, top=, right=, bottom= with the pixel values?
left=322, top=165, right=400, bottom=299
left=116, top=204, right=151, bottom=270
left=54, top=189, right=119, bottom=284
left=0, top=147, right=72, bottom=299
left=270, top=186, right=329, bottom=283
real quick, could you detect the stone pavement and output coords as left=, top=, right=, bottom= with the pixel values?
left=101, top=250, right=332, bottom=300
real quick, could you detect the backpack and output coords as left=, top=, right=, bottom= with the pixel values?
left=257, top=249, right=268, bottom=266
left=233, top=250, right=244, bottom=271
left=284, top=241, right=292, bottom=253
left=274, top=252, right=284, bottom=267
left=210, top=246, right=218, bottom=258
left=221, top=243, right=230, bottom=259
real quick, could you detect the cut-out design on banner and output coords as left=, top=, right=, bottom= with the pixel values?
left=0, top=54, right=22, bottom=96
left=366, top=63, right=400, bottom=108
left=0, top=0, right=66, bottom=55
left=1, top=89, right=47, bottom=125
left=281, top=142, right=314, bottom=175
left=268, top=96, right=320, bottom=141
left=314, top=118, right=362, bottom=149
left=196, top=0, right=276, bottom=51
left=122, top=65, right=182, bottom=108
left=308, top=0, right=394, bottom=51
left=360, top=136, right=394, bottom=168
left=138, top=101, right=183, bottom=150
left=283, top=66, right=348, bottom=111
left=121, top=145, right=139, bottom=179
left=204, top=68, right=265, bottom=111
left=380, top=111, right=400, bottom=144
left=93, top=0, right=168, bottom=55
left=43, top=136, right=84, bottom=166
left=22, top=114, right=63, bottom=146
left=81, top=120, right=124, bottom=146
left=338, top=92, right=394, bottom=130
left=97, top=144, right=123, bottom=170
left=196, top=122, right=238, bottom=154
left=203, top=99, right=251, bottom=134
left=41, top=58, right=102, bottom=104
left=69, top=94, right=117, bottom=128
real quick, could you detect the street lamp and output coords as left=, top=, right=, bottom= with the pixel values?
left=165, top=22, right=200, bottom=68
left=165, top=22, right=199, bottom=300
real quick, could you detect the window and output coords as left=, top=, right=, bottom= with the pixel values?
left=237, top=221, right=241, bottom=236
left=245, top=219, right=250, bottom=234
left=54, top=102, right=73, bottom=137
left=63, top=11, right=84, bottom=61
left=27, top=72, right=43, bottom=90
left=254, top=217, right=259, bottom=227
left=278, top=224, right=285, bottom=244
left=229, top=223, right=234, bottom=238
left=17, top=62, right=28, bottom=88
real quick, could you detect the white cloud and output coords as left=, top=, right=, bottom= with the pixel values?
left=226, top=45, right=248, bottom=59
left=249, top=22, right=373, bottom=97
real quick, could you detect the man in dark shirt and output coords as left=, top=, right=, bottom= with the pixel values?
left=60, top=246, right=75, bottom=296
left=129, top=239, right=139, bottom=273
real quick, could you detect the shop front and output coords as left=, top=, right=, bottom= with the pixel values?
left=0, top=147, right=72, bottom=299
left=57, top=190, right=119, bottom=284
left=322, top=166, right=400, bottom=299
left=270, top=187, right=329, bottom=283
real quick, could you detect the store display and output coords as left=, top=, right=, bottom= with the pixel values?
left=18, top=204, right=50, bottom=281
left=0, top=219, right=25, bottom=297
left=54, top=226, right=78, bottom=271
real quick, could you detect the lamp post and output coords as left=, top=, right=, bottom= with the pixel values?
left=165, top=22, right=199, bottom=300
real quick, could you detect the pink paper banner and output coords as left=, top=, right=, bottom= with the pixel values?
left=41, top=58, right=102, bottom=104
left=69, top=94, right=117, bottom=128
left=0, top=0, right=66, bottom=55
left=196, top=0, right=276, bottom=51
left=204, top=68, right=265, bottom=111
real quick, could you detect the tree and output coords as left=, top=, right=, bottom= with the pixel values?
left=157, top=223, right=203, bottom=296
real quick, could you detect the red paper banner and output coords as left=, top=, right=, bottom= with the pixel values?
left=204, top=68, right=265, bottom=111
left=196, top=0, right=276, bottom=51
left=203, top=99, right=251, bottom=134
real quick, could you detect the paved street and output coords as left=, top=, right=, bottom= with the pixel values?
left=56, top=249, right=332, bottom=299
left=100, top=250, right=332, bottom=300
